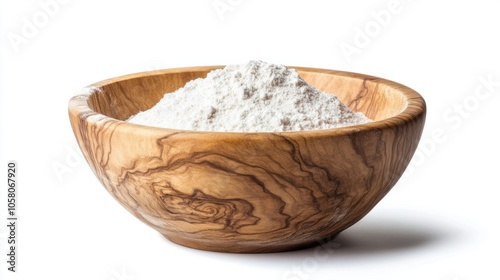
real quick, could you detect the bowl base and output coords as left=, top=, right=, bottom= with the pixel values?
left=162, top=233, right=341, bottom=254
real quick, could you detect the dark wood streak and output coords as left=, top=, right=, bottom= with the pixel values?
left=68, top=66, right=426, bottom=253
left=347, top=78, right=371, bottom=110
left=154, top=186, right=260, bottom=231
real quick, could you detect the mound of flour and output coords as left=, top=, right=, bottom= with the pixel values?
left=128, top=60, right=371, bottom=132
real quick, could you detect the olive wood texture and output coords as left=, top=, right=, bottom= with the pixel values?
left=68, top=66, right=426, bottom=253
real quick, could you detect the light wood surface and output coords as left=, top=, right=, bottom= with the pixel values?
left=68, top=66, right=426, bottom=253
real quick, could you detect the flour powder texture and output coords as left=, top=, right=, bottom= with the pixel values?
left=128, top=60, right=371, bottom=132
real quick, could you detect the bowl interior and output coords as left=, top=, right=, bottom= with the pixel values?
left=87, top=67, right=408, bottom=123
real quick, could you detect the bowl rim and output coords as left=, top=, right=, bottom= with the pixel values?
left=69, top=65, right=426, bottom=138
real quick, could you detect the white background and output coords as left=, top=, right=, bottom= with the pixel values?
left=1, top=1, right=499, bottom=279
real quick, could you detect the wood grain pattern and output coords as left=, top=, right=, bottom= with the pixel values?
left=68, top=66, right=426, bottom=253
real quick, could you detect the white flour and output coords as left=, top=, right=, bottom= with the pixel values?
left=128, top=60, right=371, bottom=132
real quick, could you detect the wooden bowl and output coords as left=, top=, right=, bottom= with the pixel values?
left=68, top=66, right=426, bottom=253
